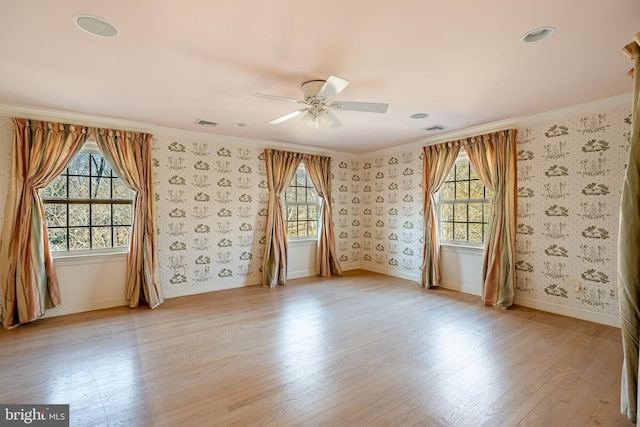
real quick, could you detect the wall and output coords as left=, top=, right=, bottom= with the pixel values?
left=0, top=97, right=632, bottom=327
left=513, top=105, right=630, bottom=326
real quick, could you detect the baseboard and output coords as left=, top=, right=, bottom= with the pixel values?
left=339, top=261, right=361, bottom=272
left=440, top=280, right=482, bottom=296
left=360, top=263, right=421, bottom=283
left=287, top=268, right=316, bottom=280
left=43, top=297, right=129, bottom=318
left=514, top=295, right=621, bottom=328
left=164, top=277, right=261, bottom=298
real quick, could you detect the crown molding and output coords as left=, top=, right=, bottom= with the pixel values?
left=0, top=103, right=359, bottom=160
left=363, top=92, right=632, bottom=158
left=0, top=92, right=631, bottom=161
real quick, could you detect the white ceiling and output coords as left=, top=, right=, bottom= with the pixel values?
left=0, top=1, right=638, bottom=154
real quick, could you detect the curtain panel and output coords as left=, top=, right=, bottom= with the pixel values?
left=92, top=128, right=163, bottom=309
left=462, top=129, right=517, bottom=307
left=421, top=142, right=460, bottom=287
left=303, top=155, right=342, bottom=277
left=262, top=149, right=303, bottom=287
left=0, top=119, right=89, bottom=328
left=618, top=31, right=640, bottom=425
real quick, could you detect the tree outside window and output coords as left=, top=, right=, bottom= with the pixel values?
left=42, top=146, right=134, bottom=252
left=439, top=156, right=492, bottom=245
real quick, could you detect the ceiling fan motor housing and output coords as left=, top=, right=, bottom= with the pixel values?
left=301, top=80, right=327, bottom=102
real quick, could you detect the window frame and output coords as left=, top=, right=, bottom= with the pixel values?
left=282, top=164, right=320, bottom=241
left=437, top=151, right=492, bottom=248
left=41, top=141, right=134, bottom=256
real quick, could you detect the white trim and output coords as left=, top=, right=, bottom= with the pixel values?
left=287, top=268, right=317, bottom=280
left=440, top=280, right=482, bottom=296
left=0, top=103, right=360, bottom=160
left=514, top=295, right=620, bottom=328
left=42, top=297, right=129, bottom=318
left=163, top=277, right=262, bottom=299
left=360, top=264, right=421, bottom=283
left=440, top=244, right=484, bottom=256
left=338, top=261, right=361, bottom=272
left=362, top=93, right=632, bottom=157
left=53, top=250, right=127, bottom=267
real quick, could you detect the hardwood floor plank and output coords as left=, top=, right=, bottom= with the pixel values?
left=0, top=270, right=629, bottom=426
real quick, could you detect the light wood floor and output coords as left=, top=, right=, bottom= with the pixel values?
left=0, top=270, right=629, bottom=426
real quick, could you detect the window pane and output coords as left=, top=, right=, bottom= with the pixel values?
left=441, top=222, right=453, bottom=240
left=296, top=172, right=306, bottom=186
left=47, top=228, right=68, bottom=251
left=43, top=175, right=67, bottom=199
left=68, top=153, right=90, bottom=176
left=44, top=204, right=67, bottom=227
left=442, top=182, right=455, bottom=200
left=456, top=162, right=469, bottom=180
left=485, top=187, right=494, bottom=199
left=483, top=203, right=492, bottom=218
left=114, top=226, right=131, bottom=247
left=113, top=205, right=132, bottom=225
left=308, top=205, right=317, bottom=220
left=113, top=178, right=133, bottom=199
left=296, top=187, right=307, bottom=202
left=469, top=180, right=485, bottom=199
left=68, top=176, right=90, bottom=199
left=454, top=223, right=467, bottom=241
left=468, top=203, right=484, bottom=222
left=90, top=155, right=111, bottom=177
left=453, top=204, right=467, bottom=222
left=306, top=188, right=316, bottom=201
left=307, top=221, right=317, bottom=236
left=69, top=227, right=90, bottom=250
left=91, top=204, right=111, bottom=226
left=69, top=204, right=90, bottom=226
left=441, top=204, right=453, bottom=221
left=285, top=186, right=296, bottom=202
left=469, top=167, right=479, bottom=181
left=285, top=205, right=296, bottom=222
left=91, top=177, right=112, bottom=199
left=455, top=181, right=469, bottom=199
left=92, top=227, right=112, bottom=249
left=286, top=222, right=297, bottom=236
left=469, top=223, right=483, bottom=243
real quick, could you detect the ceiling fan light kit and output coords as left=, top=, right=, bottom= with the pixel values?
left=252, top=75, right=388, bottom=129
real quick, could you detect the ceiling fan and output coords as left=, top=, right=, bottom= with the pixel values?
left=251, top=76, right=388, bottom=129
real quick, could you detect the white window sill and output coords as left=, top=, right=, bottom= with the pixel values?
left=52, top=250, right=128, bottom=266
left=288, top=238, right=318, bottom=247
left=440, top=243, right=484, bottom=256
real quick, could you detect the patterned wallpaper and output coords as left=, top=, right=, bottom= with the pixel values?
left=514, top=105, right=631, bottom=316
left=0, top=101, right=632, bottom=320
left=152, top=136, right=269, bottom=292
left=331, top=153, right=424, bottom=279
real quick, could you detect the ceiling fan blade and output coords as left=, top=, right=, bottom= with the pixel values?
left=268, top=109, right=308, bottom=124
left=252, top=93, right=305, bottom=104
left=330, top=101, right=389, bottom=114
left=327, top=109, right=343, bottom=129
left=316, top=76, right=349, bottom=102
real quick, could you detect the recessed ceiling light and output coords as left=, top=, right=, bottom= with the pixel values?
left=73, top=14, right=118, bottom=38
left=234, top=123, right=247, bottom=128
left=520, top=27, right=555, bottom=44
left=410, top=113, right=429, bottom=119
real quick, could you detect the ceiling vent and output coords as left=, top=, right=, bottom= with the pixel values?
left=196, top=119, right=218, bottom=127
left=422, top=125, right=447, bottom=132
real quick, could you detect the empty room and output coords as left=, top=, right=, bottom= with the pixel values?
left=0, top=1, right=639, bottom=426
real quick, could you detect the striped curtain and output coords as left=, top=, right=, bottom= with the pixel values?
left=92, top=128, right=163, bottom=309
left=421, top=142, right=460, bottom=287
left=462, top=129, right=517, bottom=307
left=0, top=119, right=89, bottom=328
left=618, top=31, right=640, bottom=425
left=262, top=149, right=303, bottom=287
left=304, top=154, right=342, bottom=277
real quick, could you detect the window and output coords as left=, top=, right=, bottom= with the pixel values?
left=439, top=154, right=492, bottom=245
left=283, top=165, right=318, bottom=238
left=42, top=144, right=134, bottom=252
